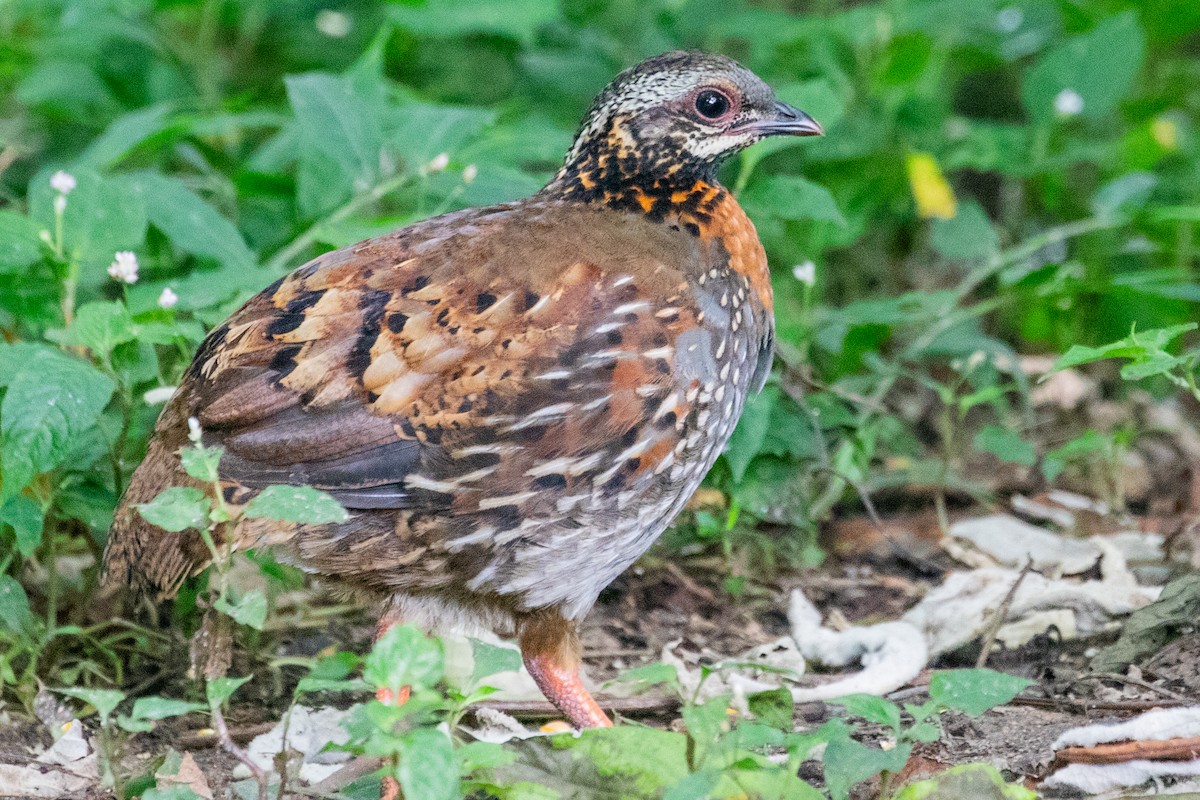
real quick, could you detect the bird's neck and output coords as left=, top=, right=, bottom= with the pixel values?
left=543, top=134, right=726, bottom=227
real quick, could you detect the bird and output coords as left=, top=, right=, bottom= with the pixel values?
left=102, top=50, right=822, bottom=732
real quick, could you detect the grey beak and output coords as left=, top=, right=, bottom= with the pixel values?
left=731, top=101, right=824, bottom=137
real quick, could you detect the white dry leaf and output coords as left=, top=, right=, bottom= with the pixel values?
left=950, top=514, right=1103, bottom=575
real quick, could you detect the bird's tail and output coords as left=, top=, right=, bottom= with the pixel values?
left=99, top=394, right=213, bottom=603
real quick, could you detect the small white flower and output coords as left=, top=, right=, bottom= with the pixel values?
left=53, top=194, right=67, bottom=215
left=187, top=416, right=202, bottom=443
left=50, top=170, right=76, bottom=195
left=792, top=260, right=816, bottom=287
left=143, top=386, right=177, bottom=405
left=426, top=152, right=450, bottom=174
left=1054, top=88, right=1084, bottom=117
left=315, top=9, right=351, bottom=37
left=158, top=286, right=179, bottom=309
left=462, top=164, right=477, bottom=184
left=107, top=251, right=139, bottom=284
left=996, top=6, right=1023, bottom=33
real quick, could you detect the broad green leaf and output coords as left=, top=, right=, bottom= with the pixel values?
left=0, top=211, right=45, bottom=272
left=742, top=175, right=846, bottom=225
left=664, top=769, right=721, bottom=800
left=469, top=638, right=522, bottom=687
left=181, top=446, right=223, bottom=482
left=122, top=172, right=256, bottom=270
left=614, top=662, right=679, bottom=692
left=56, top=687, right=126, bottom=722
left=1092, top=172, right=1157, bottom=216
left=206, top=674, right=252, bottom=708
left=136, top=487, right=210, bottom=533
left=286, top=71, right=385, bottom=217
left=243, top=485, right=349, bottom=524
left=27, top=168, right=147, bottom=272
left=1051, top=324, right=1196, bottom=371
left=563, top=727, right=689, bottom=795
left=1, top=494, right=45, bottom=557
left=1091, top=575, right=1200, bottom=672
left=1021, top=12, right=1145, bottom=121
left=892, top=763, right=1036, bottom=800
left=388, top=0, right=559, bottom=45
left=398, top=728, right=458, bottom=800
left=823, top=735, right=910, bottom=800
left=0, top=575, right=34, bottom=636
left=682, top=695, right=731, bottom=766
left=77, top=104, right=176, bottom=169
left=973, top=426, right=1036, bottom=467
left=831, top=694, right=901, bottom=731
left=364, top=625, right=443, bottom=694
left=929, top=669, right=1031, bottom=716
left=931, top=201, right=997, bottom=261
left=723, top=385, right=778, bottom=483
left=1, top=348, right=115, bottom=500
left=63, top=301, right=137, bottom=357
left=747, top=687, right=794, bottom=730
left=215, top=589, right=269, bottom=630
left=129, top=696, right=206, bottom=721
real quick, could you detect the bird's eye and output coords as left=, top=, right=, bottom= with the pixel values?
left=693, top=89, right=732, bottom=120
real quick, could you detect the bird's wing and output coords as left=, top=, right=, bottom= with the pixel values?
left=186, top=203, right=716, bottom=519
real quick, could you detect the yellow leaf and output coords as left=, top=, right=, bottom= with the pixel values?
left=1152, top=117, right=1178, bottom=151
left=906, top=152, right=957, bottom=220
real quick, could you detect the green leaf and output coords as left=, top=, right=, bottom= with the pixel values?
left=1051, top=324, right=1196, bottom=371
left=931, top=201, right=997, bottom=261
left=206, top=674, right=252, bottom=708
left=823, top=735, right=910, bottom=800
left=1092, top=172, right=1157, bottom=216
left=0, top=211, right=45, bottom=272
left=397, top=728, right=459, bottom=800
left=0, top=575, right=34, bottom=636
left=1091, top=575, right=1200, bottom=672
left=663, top=769, right=721, bottom=800
left=243, top=485, right=349, bottom=524
left=0, top=347, right=115, bottom=500
left=286, top=71, right=385, bottom=218
left=742, top=175, right=846, bottom=225
left=63, top=301, right=137, bottom=357
left=1021, top=12, right=1146, bottom=122
left=614, top=661, right=679, bottom=693
left=77, top=104, right=176, bottom=169
left=973, top=426, right=1036, bottom=467
left=469, top=638, right=522, bottom=687
left=1, top=494, right=45, bottom=557
left=929, top=669, right=1031, bottom=716
left=181, top=446, right=223, bottom=483
left=128, top=696, right=206, bottom=721
left=747, top=687, right=795, bottom=730
left=831, top=694, right=901, bottom=731
left=563, top=727, right=689, bottom=795
left=137, top=487, right=210, bottom=533
left=215, top=589, right=269, bottom=630
left=56, top=687, right=125, bottom=723
left=723, top=385, right=778, bottom=483
left=388, top=0, right=559, bottom=45
left=122, top=172, right=256, bottom=270
left=682, top=695, right=731, bottom=766
left=364, top=625, right=443, bottom=695
left=892, top=763, right=1037, bottom=800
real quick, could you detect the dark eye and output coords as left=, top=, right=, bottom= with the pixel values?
left=694, top=89, right=732, bottom=120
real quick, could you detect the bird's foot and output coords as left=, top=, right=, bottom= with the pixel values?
left=523, top=650, right=613, bottom=729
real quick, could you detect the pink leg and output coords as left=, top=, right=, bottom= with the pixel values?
left=519, top=611, right=612, bottom=729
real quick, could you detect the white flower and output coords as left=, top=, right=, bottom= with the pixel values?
left=143, top=386, right=177, bottom=405
left=426, top=152, right=450, bottom=174
left=107, top=251, right=139, bottom=284
left=50, top=170, right=76, bottom=195
left=1054, top=88, right=1084, bottom=117
left=996, top=6, right=1023, bottom=33
left=158, top=287, right=178, bottom=309
left=315, top=9, right=351, bottom=37
left=792, top=260, right=816, bottom=287
left=187, top=416, right=202, bottom=443
left=462, top=164, right=478, bottom=184
left=53, top=194, right=67, bottom=215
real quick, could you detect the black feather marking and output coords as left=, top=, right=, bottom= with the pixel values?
left=266, top=290, right=326, bottom=338
left=476, top=292, right=497, bottom=313
left=269, top=344, right=304, bottom=380
left=347, top=290, right=390, bottom=379
left=387, top=312, right=408, bottom=333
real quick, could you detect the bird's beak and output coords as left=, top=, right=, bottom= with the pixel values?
left=730, top=101, right=824, bottom=137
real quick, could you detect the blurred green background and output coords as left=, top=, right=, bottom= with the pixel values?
left=1, top=0, right=1199, bottom=690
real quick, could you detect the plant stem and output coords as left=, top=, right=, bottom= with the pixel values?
left=266, top=171, right=414, bottom=272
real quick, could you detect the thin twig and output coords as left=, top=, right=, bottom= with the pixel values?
left=300, top=756, right=384, bottom=796
left=177, top=721, right=277, bottom=749
left=211, top=703, right=270, bottom=800
left=1071, top=672, right=1193, bottom=705
left=975, top=557, right=1035, bottom=669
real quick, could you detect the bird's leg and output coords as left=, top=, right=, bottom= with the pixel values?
left=374, top=598, right=407, bottom=800
left=519, top=610, right=612, bottom=729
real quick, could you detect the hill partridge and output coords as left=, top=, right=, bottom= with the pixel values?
left=103, top=50, right=822, bottom=731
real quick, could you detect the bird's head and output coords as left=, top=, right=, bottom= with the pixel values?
left=553, top=50, right=822, bottom=195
